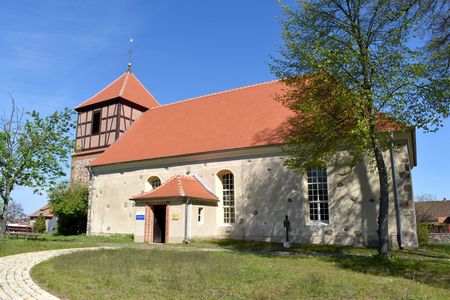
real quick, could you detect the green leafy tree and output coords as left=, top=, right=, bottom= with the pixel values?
left=33, top=213, right=47, bottom=233
left=423, top=0, right=449, bottom=79
left=271, top=0, right=449, bottom=257
left=48, top=182, right=89, bottom=235
left=0, top=96, right=74, bottom=235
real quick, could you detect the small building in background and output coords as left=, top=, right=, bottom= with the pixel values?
left=415, top=199, right=450, bottom=233
left=29, top=204, right=57, bottom=233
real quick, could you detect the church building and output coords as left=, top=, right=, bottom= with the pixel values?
left=71, top=69, right=418, bottom=247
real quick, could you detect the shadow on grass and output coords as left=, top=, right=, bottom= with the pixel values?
left=328, top=255, right=450, bottom=290
left=189, top=239, right=450, bottom=290
left=190, top=239, right=376, bottom=256
left=401, top=244, right=450, bottom=260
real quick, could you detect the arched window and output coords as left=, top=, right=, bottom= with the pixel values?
left=307, top=166, right=329, bottom=222
left=221, top=171, right=235, bottom=224
left=146, top=176, right=161, bottom=191
left=150, top=177, right=161, bottom=189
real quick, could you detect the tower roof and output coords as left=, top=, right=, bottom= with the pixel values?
left=75, top=71, right=160, bottom=111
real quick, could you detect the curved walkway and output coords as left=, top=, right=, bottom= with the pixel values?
left=0, top=247, right=107, bottom=300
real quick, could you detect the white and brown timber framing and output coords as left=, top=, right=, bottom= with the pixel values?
left=75, top=100, right=145, bottom=151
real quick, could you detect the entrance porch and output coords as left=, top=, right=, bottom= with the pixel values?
left=130, top=175, right=219, bottom=244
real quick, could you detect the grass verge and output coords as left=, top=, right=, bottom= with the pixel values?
left=0, top=234, right=133, bottom=257
left=31, top=248, right=450, bottom=300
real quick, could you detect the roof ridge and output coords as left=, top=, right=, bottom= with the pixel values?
left=119, top=72, right=130, bottom=97
left=192, top=173, right=217, bottom=198
left=130, top=73, right=161, bottom=106
left=176, top=175, right=186, bottom=197
left=76, top=72, right=127, bottom=108
left=147, top=79, right=280, bottom=112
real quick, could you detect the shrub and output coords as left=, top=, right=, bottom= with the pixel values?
left=430, top=224, right=448, bottom=233
left=417, top=223, right=430, bottom=246
left=48, top=182, right=89, bottom=235
left=33, top=213, right=46, bottom=233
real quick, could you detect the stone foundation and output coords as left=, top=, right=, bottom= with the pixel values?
left=429, top=233, right=450, bottom=244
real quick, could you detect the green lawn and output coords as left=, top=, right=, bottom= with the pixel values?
left=0, top=234, right=133, bottom=257
left=31, top=248, right=450, bottom=300
left=2, top=236, right=448, bottom=299
left=186, top=239, right=450, bottom=259
left=400, top=244, right=450, bottom=259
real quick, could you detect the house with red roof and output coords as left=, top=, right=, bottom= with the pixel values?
left=71, top=69, right=418, bottom=247
left=29, top=204, right=57, bottom=232
left=415, top=199, right=450, bottom=233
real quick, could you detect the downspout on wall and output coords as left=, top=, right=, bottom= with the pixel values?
left=86, top=166, right=95, bottom=235
left=390, top=132, right=403, bottom=249
left=183, top=197, right=190, bottom=243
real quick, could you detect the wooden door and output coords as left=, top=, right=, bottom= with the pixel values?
left=153, top=205, right=166, bottom=243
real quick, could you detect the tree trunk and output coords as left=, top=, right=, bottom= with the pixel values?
left=372, top=135, right=391, bottom=258
left=1, top=188, right=11, bottom=237
left=1, top=202, right=8, bottom=237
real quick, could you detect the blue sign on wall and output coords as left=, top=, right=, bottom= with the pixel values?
left=136, top=215, right=145, bottom=220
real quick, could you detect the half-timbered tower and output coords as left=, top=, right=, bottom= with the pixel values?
left=71, top=71, right=159, bottom=184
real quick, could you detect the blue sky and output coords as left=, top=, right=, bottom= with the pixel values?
left=0, top=1, right=448, bottom=214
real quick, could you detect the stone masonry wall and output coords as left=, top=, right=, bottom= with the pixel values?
left=429, top=233, right=450, bottom=244
left=70, top=151, right=105, bottom=186
left=89, top=145, right=418, bottom=248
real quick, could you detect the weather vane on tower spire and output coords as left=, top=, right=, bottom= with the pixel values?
left=128, top=38, right=134, bottom=72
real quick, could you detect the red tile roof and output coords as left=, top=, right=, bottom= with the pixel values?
left=75, top=71, right=160, bottom=111
left=29, top=204, right=54, bottom=218
left=131, top=175, right=218, bottom=201
left=415, top=200, right=450, bottom=223
left=90, top=80, right=292, bottom=166
left=88, top=78, right=407, bottom=167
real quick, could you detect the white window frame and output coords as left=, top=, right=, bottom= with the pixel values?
left=307, top=166, right=329, bottom=223
left=222, top=172, right=235, bottom=224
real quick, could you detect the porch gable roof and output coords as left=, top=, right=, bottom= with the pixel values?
left=130, top=175, right=219, bottom=202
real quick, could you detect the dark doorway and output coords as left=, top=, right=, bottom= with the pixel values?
left=153, top=205, right=166, bottom=243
